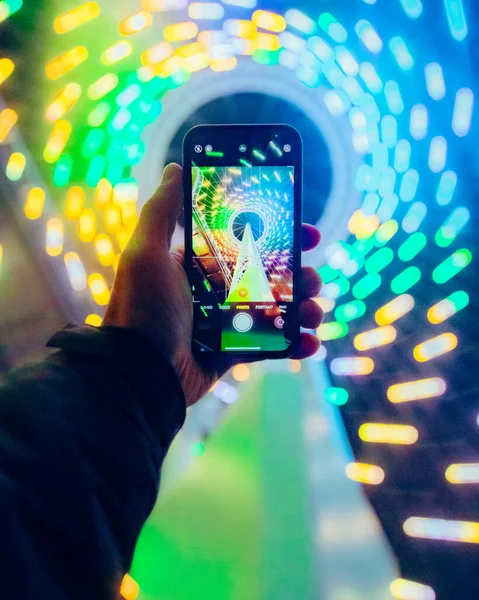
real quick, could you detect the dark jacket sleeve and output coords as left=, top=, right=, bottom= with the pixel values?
left=0, top=324, right=186, bottom=600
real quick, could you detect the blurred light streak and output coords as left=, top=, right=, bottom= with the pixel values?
left=388, top=378, right=446, bottom=403
left=346, top=462, right=385, bottom=484
left=330, top=357, right=374, bottom=376
left=404, top=517, right=479, bottom=543
left=359, top=424, right=419, bottom=445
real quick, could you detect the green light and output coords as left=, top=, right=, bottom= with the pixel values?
left=374, top=220, right=398, bottom=246
left=391, top=266, right=421, bottom=294
left=334, top=300, right=366, bottom=322
left=318, top=321, right=348, bottom=341
left=82, top=129, right=105, bottom=159
left=447, top=290, right=469, bottom=311
left=252, top=49, right=280, bottom=65
left=86, top=155, right=106, bottom=187
left=365, top=247, right=394, bottom=273
left=324, top=387, right=349, bottom=406
left=116, top=84, right=141, bottom=108
left=253, top=149, right=266, bottom=162
left=398, top=232, right=427, bottom=261
left=318, top=264, right=337, bottom=284
left=87, top=102, right=111, bottom=128
left=203, top=279, right=212, bottom=292
left=200, top=306, right=208, bottom=318
left=240, top=158, right=252, bottom=168
left=432, top=249, right=472, bottom=284
left=124, top=141, right=145, bottom=165
left=335, top=278, right=351, bottom=297
left=191, top=441, right=205, bottom=456
left=352, top=273, right=382, bottom=299
left=111, top=108, right=131, bottom=132
left=105, top=160, right=124, bottom=185
left=53, top=154, right=72, bottom=187
left=206, top=151, right=224, bottom=158
left=435, top=226, right=453, bottom=247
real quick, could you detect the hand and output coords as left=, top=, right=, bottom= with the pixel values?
left=103, top=164, right=323, bottom=406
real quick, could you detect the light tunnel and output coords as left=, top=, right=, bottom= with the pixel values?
left=0, top=0, right=477, bottom=599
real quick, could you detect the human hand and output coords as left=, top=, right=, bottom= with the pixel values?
left=103, top=163, right=323, bottom=407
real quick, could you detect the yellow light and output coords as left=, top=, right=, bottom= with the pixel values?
left=330, top=356, right=374, bottom=376
left=184, top=51, right=210, bottom=72
left=105, top=205, right=121, bottom=233
left=54, top=2, right=100, bottom=34
left=176, top=42, right=207, bottom=58
left=85, top=313, right=102, bottom=327
left=354, top=325, right=397, bottom=351
left=314, top=297, right=335, bottom=313
left=290, top=360, right=301, bottom=373
left=254, top=32, right=281, bottom=51
left=210, top=57, right=237, bottom=72
left=224, top=18, right=256, bottom=38
left=445, top=463, right=479, bottom=484
left=0, top=57, right=14, bottom=84
left=142, top=0, right=187, bottom=10
left=6, top=152, right=26, bottom=181
left=45, top=83, right=82, bottom=121
left=232, top=364, right=250, bottom=382
left=390, top=578, right=436, bottom=600
left=141, top=42, right=173, bottom=66
left=388, top=377, right=446, bottom=403
left=156, top=56, right=184, bottom=78
left=119, top=11, right=152, bottom=36
left=44, top=120, right=72, bottom=163
left=113, top=254, right=120, bottom=272
left=95, top=234, right=115, bottom=266
left=375, top=294, right=414, bottom=326
left=78, top=208, right=96, bottom=243
left=95, top=179, right=112, bottom=208
left=120, top=574, right=139, bottom=600
left=348, top=209, right=380, bottom=239
left=46, top=46, right=88, bottom=80
left=24, top=188, right=45, bottom=220
left=253, top=10, right=286, bottom=33
left=413, top=332, right=458, bottom=362
left=345, top=462, right=385, bottom=485
left=46, top=218, right=64, bottom=257
left=88, top=74, right=118, bottom=100
left=164, top=21, right=199, bottom=43
left=0, top=107, right=18, bottom=142
left=137, top=65, right=155, bottom=82
left=376, top=219, right=399, bottom=244
left=120, top=201, right=138, bottom=228
left=116, top=226, right=132, bottom=251
left=101, top=41, right=133, bottom=66
left=88, top=273, right=110, bottom=306
left=359, top=423, right=419, bottom=445
left=65, top=187, right=84, bottom=220
left=404, top=517, right=479, bottom=544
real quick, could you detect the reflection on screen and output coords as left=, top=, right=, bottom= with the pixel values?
left=192, top=165, right=295, bottom=352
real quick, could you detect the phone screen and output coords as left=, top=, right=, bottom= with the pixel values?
left=184, top=125, right=302, bottom=357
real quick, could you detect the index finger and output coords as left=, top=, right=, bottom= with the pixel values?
left=302, top=224, right=321, bottom=252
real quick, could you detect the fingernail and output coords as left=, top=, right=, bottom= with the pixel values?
left=162, top=162, right=180, bottom=182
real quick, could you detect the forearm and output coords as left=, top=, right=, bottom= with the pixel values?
left=0, top=324, right=186, bottom=599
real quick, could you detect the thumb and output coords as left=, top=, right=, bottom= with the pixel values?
left=139, top=163, right=183, bottom=249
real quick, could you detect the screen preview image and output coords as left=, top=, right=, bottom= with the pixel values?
left=191, top=164, right=295, bottom=352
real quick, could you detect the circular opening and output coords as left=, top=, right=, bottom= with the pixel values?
left=231, top=211, right=265, bottom=242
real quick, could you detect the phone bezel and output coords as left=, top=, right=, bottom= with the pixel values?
left=183, top=123, right=303, bottom=360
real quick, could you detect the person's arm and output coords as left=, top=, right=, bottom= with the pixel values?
left=0, top=323, right=185, bottom=600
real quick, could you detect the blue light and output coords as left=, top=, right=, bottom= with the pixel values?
left=342, top=77, right=365, bottom=105
left=359, top=62, right=383, bottom=93
left=429, top=136, right=448, bottom=173
left=322, top=60, right=345, bottom=88
left=335, top=46, right=359, bottom=76
left=373, top=143, right=388, bottom=172
left=361, top=93, right=380, bottom=123
left=399, top=169, right=419, bottom=202
left=394, top=139, right=411, bottom=173
left=355, top=164, right=380, bottom=192
left=362, top=192, right=380, bottom=215
left=436, top=170, right=457, bottom=205
left=388, top=37, right=414, bottom=71
left=452, top=88, right=474, bottom=137
left=366, top=123, right=380, bottom=146
left=410, top=104, right=428, bottom=140
left=384, top=80, right=404, bottom=115
left=297, top=65, right=321, bottom=88
left=381, top=115, right=398, bottom=148
left=443, top=0, right=468, bottom=41
left=399, top=0, right=423, bottom=19
left=285, top=9, right=318, bottom=35
left=308, top=36, right=333, bottom=62
left=377, top=193, right=398, bottom=221
left=425, top=63, right=446, bottom=100
left=402, top=201, right=427, bottom=233
left=378, top=167, right=396, bottom=197
left=441, top=206, right=470, bottom=239
left=324, top=89, right=351, bottom=116
left=355, top=19, right=383, bottom=54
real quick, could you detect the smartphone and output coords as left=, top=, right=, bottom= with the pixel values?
left=183, top=124, right=302, bottom=359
